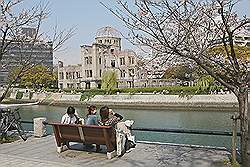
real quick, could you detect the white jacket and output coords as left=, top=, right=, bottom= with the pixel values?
left=61, top=113, right=78, bottom=124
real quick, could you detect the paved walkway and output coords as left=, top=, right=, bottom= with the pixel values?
left=0, top=135, right=231, bottom=167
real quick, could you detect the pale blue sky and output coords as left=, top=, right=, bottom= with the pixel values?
left=22, top=0, right=250, bottom=65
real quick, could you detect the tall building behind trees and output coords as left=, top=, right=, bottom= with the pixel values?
left=0, top=27, right=53, bottom=86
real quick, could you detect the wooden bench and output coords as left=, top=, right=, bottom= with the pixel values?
left=48, top=122, right=116, bottom=159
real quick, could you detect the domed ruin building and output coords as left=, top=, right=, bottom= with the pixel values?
left=58, top=26, right=146, bottom=89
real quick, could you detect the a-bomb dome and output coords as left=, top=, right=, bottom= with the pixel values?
left=96, top=26, right=120, bottom=38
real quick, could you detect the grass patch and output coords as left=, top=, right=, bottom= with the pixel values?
left=0, top=136, right=19, bottom=144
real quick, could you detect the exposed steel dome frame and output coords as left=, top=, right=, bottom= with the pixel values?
left=96, top=26, right=121, bottom=38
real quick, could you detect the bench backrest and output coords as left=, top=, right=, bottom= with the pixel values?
left=48, top=122, right=116, bottom=151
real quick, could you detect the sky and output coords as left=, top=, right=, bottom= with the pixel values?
left=21, top=0, right=250, bottom=65
left=39, top=0, right=132, bottom=65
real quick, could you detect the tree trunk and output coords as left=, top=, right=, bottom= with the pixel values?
left=0, top=83, right=12, bottom=102
left=247, top=93, right=250, bottom=167
left=238, top=91, right=250, bottom=166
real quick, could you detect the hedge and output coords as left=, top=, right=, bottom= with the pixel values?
left=112, top=86, right=224, bottom=95
left=64, top=86, right=225, bottom=101
left=16, top=91, right=24, bottom=99
left=80, top=89, right=106, bottom=101
left=45, top=88, right=59, bottom=93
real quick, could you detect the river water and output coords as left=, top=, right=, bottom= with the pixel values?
left=19, top=105, right=239, bottom=149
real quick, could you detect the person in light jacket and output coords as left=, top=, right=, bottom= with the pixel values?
left=61, top=106, right=79, bottom=124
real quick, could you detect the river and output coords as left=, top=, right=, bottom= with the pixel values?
left=19, top=105, right=239, bottom=149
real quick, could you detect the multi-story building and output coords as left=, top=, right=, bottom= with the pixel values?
left=0, top=27, right=53, bottom=85
left=58, top=26, right=144, bottom=89
left=58, top=62, right=82, bottom=89
left=58, top=26, right=197, bottom=89
left=233, top=34, right=250, bottom=47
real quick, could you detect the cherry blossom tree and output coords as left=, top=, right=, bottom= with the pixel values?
left=0, top=0, right=75, bottom=101
left=102, top=0, right=250, bottom=165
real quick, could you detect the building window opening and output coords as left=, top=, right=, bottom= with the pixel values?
left=85, top=70, right=93, bottom=78
left=84, top=57, right=88, bottom=65
left=128, top=57, right=135, bottom=65
left=111, top=49, right=114, bottom=54
left=129, top=69, right=135, bottom=77
left=89, top=56, right=92, bottom=64
left=120, top=57, right=125, bottom=65
left=66, top=72, right=69, bottom=79
left=68, top=72, right=72, bottom=79
left=85, top=82, right=90, bottom=89
left=77, top=83, right=80, bottom=89
left=59, top=83, right=63, bottom=89
left=59, top=72, right=64, bottom=79
left=99, top=57, right=102, bottom=64
left=76, top=72, right=81, bottom=78
left=97, top=83, right=101, bottom=89
left=111, top=60, right=115, bottom=67
left=85, top=56, right=92, bottom=64
left=120, top=70, right=126, bottom=78
left=89, top=70, right=92, bottom=77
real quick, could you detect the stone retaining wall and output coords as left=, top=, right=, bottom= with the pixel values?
left=4, top=90, right=239, bottom=108
left=88, top=94, right=237, bottom=104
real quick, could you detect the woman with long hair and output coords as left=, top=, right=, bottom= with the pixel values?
left=85, top=105, right=98, bottom=125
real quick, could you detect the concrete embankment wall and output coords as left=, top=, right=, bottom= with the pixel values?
left=86, top=94, right=239, bottom=109
left=3, top=89, right=239, bottom=109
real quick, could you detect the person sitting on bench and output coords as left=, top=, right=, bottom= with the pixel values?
left=85, top=105, right=98, bottom=125
left=99, top=106, right=123, bottom=127
left=99, top=106, right=135, bottom=156
left=61, top=106, right=80, bottom=124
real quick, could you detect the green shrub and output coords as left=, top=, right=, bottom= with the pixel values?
left=113, top=86, right=195, bottom=94
left=63, top=88, right=84, bottom=93
left=80, top=89, right=106, bottom=101
left=0, top=136, right=19, bottom=144
left=45, top=88, right=59, bottom=93
left=66, top=85, right=225, bottom=99
left=16, top=91, right=23, bottom=99
left=112, top=86, right=224, bottom=95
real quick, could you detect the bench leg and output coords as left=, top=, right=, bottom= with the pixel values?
left=107, top=150, right=116, bottom=159
left=65, top=141, right=70, bottom=149
left=57, top=143, right=68, bottom=153
left=96, top=144, right=100, bottom=152
left=57, top=146, right=63, bottom=153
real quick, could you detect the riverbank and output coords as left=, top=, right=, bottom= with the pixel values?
left=3, top=93, right=239, bottom=110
